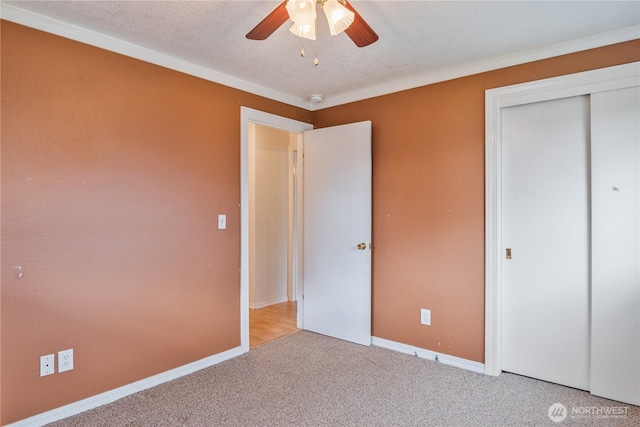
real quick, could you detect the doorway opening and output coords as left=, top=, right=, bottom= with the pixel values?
left=248, top=123, right=300, bottom=348
left=240, top=108, right=373, bottom=350
left=240, top=107, right=313, bottom=351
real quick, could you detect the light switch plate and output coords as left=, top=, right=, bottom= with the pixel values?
left=218, top=214, right=226, bottom=230
left=421, top=308, right=431, bottom=326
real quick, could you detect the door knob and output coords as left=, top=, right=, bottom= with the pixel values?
left=357, top=242, right=367, bottom=250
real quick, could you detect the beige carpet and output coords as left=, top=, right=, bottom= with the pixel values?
left=48, top=331, right=639, bottom=426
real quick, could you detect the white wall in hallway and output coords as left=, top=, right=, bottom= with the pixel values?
left=249, top=124, right=290, bottom=308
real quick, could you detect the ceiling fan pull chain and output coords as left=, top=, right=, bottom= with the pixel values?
left=314, top=33, right=319, bottom=66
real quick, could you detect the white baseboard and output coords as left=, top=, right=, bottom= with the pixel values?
left=7, top=345, right=246, bottom=427
left=372, top=336, right=485, bottom=374
left=249, top=296, right=288, bottom=310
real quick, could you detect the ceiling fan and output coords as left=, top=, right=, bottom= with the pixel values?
left=246, top=0, right=378, bottom=48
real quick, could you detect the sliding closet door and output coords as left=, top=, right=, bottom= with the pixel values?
left=590, top=86, right=640, bottom=406
left=501, top=96, right=591, bottom=391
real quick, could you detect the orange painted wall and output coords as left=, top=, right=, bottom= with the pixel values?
left=2, top=17, right=639, bottom=426
left=313, top=40, right=640, bottom=363
left=0, top=21, right=311, bottom=425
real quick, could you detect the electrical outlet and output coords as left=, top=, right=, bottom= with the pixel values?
left=58, top=349, right=74, bottom=373
left=40, top=354, right=55, bottom=376
left=420, top=308, right=431, bottom=326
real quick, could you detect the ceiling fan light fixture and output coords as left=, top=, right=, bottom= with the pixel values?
left=247, top=0, right=378, bottom=47
left=322, top=0, right=354, bottom=35
left=246, top=0, right=378, bottom=66
left=289, top=20, right=316, bottom=40
left=285, top=0, right=313, bottom=20
left=286, top=0, right=317, bottom=40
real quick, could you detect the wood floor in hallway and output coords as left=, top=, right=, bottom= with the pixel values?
left=249, top=301, right=298, bottom=349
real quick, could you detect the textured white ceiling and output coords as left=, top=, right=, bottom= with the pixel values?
left=3, top=1, right=639, bottom=109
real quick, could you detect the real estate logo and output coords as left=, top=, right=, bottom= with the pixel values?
left=548, top=402, right=630, bottom=422
left=548, top=402, right=568, bottom=423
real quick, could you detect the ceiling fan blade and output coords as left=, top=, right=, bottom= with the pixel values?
left=343, top=0, right=379, bottom=47
left=246, top=1, right=289, bottom=40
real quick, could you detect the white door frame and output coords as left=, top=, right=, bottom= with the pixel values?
left=484, top=61, right=640, bottom=376
left=240, top=107, right=313, bottom=352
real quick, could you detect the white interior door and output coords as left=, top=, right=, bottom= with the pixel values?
left=302, top=121, right=372, bottom=346
left=501, top=96, right=591, bottom=391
